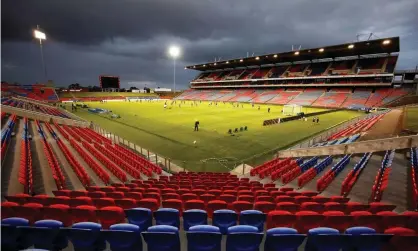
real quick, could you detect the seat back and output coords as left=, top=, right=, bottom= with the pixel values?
left=240, top=210, right=266, bottom=232
left=71, top=205, right=98, bottom=223
left=142, top=225, right=180, bottom=251
left=154, top=208, right=180, bottom=228
left=66, top=222, right=104, bottom=251
left=226, top=226, right=263, bottom=251
left=103, top=223, right=142, bottom=251
left=213, top=210, right=237, bottom=234
left=125, top=208, right=152, bottom=232
left=96, top=206, right=125, bottom=229
left=183, top=209, right=208, bottom=231
left=187, top=225, right=222, bottom=251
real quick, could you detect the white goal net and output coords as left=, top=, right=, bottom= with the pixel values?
left=283, top=104, right=302, bottom=115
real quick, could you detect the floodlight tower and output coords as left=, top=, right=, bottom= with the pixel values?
left=168, top=45, right=181, bottom=92
left=33, top=25, right=48, bottom=80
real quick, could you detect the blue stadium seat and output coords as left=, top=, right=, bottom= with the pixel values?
left=142, top=225, right=180, bottom=251
left=306, top=227, right=345, bottom=251
left=183, top=209, right=208, bottom=231
left=226, top=225, right=263, bottom=251
left=345, top=227, right=392, bottom=251
left=102, top=223, right=142, bottom=251
left=239, top=210, right=266, bottom=232
left=65, top=222, right=105, bottom=251
left=125, top=208, right=152, bottom=231
left=1, top=217, right=31, bottom=250
left=264, top=227, right=306, bottom=251
left=213, top=209, right=237, bottom=234
left=187, top=225, right=222, bottom=251
left=20, top=220, right=68, bottom=250
left=154, top=208, right=180, bottom=228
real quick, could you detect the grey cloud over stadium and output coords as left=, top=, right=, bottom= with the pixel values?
left=2, top=0, right=418, bottom=88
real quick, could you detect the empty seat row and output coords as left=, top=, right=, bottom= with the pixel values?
left=317, top=155, right=351, bottom=192
left=341, top=152, right=372, bottom=196
left=0, top=114, right=17, bottom=160
left=370, top=150, right=394, bottom=202
left=6, top=217, right=418, bottom=251
left=411, top=148, right=418, bottom=210
left=18, top=118, right=33, bottom=194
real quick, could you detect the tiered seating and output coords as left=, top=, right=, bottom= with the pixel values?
left=270, top=159, right=304, bottom=181
left=377, top=88, right=410, bottom=106
left=370, top=150, right=395, bottom=202
left=250, top=158, right=292, bottom=178
left=228, top=90, right=257, bottom=102
left=216, top=91, right=238, bottom=101
left=239, top=69, right=258, bottom=79
left=341, top=153, right=372, bottom=196
left=36, top=120, right=66, bottom=190
left=32, top=86, right=59, bottom=101
left=269, top=66, right=289, bottom=78
left=327, top=113, right=385, bottom=140
left=330, top=60, right=356, bottom=75
left=341, top=90, right=372, bottom=109
left=289, top=89, right=324, bottom=106
left=44, top=123, right=91, bottom=187
left=1, top=83, right=59, bottom=102
left=385, top=56, right=398, bottom=73
left=286, top=64, right=309, bottom=77
left=1, top=114, right=17, bottom=160
left=364, top=88, right=392, bottom=107
left=411, top=148, right=418, bottom=210
left=307, top=62, right=330, bottom=76
left=312, top=92, right=348, bottom=107
left=282, top=157, right=319, bottom=184
left=1, top=112, right=6, bottom=120
left=252, top=67, right=271, bottom=79
left=224, top=70, right=244, bottom=80
left=18, top=118, right=33, bottom=194
left=268, top=91, right=301, bottom=105
left=2, top=97, right=70, bottom=118
left=357, top=57, right=386, bottom=74
left=112, top=143, right=161, bottom=175
left=298, top=156, right=333, bottom=188
left=317, top=155, right=351, bottom=192
left=250, top=90, right=282, bottom=103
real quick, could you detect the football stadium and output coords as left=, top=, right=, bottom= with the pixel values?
left=2, top=17, right=418, bottom=251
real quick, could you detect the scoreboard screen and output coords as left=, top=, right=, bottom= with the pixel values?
left=100, top=75, right=120, bottom=89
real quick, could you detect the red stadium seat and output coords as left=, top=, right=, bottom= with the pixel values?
left=384, top=227, right=417, bottom=236
left=267, top=210, right=296, bottom=229
left=143, top=193, right=161, bottom=204
left=52, top=190, right=71, bottom=197
left=1, top=201, right=19, bottom=219
left=208, top=189, right=222, bottom=197
left=280, top=187, right=294, bottom=192
left=5, top=193, right=31, bottom=205
left=295, top=211, right=324, bottom=233
left=377, top=211, right=409, bottom=232
left=270, top=191, right=286, bottom=197
left=323, top=211, right=352, bottom=232
left=311, top=196, right=330, bottom=204
left=255, top=190, right=269, bottom=197
left=138, top=198, right=159, bottom=212
left=29, top=194, right=50, bottom=205
left=346, top=202, right=370, bottom=214
left=286, top=191, right=301, bottom=197
left=184, top=200, right=206, bottom=211
left=93, top=198, right=116, bottom=208
left=231, top=201, right=253, bottom=213
left=161, top=188, right=176, bottom=194
left=97, top=206, right=125, bottom=229
left=207, top=200, right=228, bottom=218
left=324, top=202, right=346, bottom=212
left=255, top=196, right=274, bottom=203
left=219, top=194, right=236, bottom=204
left=294, top=196, right=311, bottom=204
left=402, top=211, right=418, bottom=232
left=15, top=203, right=44, bottom=223
left=300, top=191, right=318, bottom=197
left=275, top=195, right=295, bottom=203
left=106, top=192, right=125, bottom=199
left=70, top=190, right=88, bottom=198
left=181, top=193, right=199, bottom=203
left=254, top=201, right=275, bottom=214
left=329, top=196, right=350, bottom=203
left=223, top=190, right=238, bottom=196
left=115, top=198, right=137, bottom=210
left=43, top=204, right=72, bottom=226
left=162, top=199, right=183, bottom=215
left=368, top=202, right=396, bottom=213
left=237, top=195, right=255, bottom=203
left=125, top=192, right=143, bottom=201
left=350, top=211, right=381, bottom=231
left=178, top=188, right=191, bottom=195
left=70, top=197, right=93, bottom=207
left=162, top=193, right=181, bottom=200
left=238, top=190, right=253, bottom=196
left=275, top=202, right=300, bottom=214
left=200, top=194, right=216, bottom=204
left=49, top=196, right=70, bottom=205
left=300, top=202, right=324, bottom=213
left=87, top=191, right=106, bottom=198
left=71, top=205, right=99, bottom=223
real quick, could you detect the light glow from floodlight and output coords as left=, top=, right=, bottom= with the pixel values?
left=203, top=64, right=206, bottom=67
left=273, top=54, right=278, bottom=58
left=319, top=48, right=324, bottom=52
left=255, top=56, right=260, bottom=60
left=34, top=30, right=46, bottom=40
left=382, top=39, right=391, bottom=45
left=214, top=63, right=217, bottom=66
left=168, top=45, right=180, bottom=58
left=348, top=44, right=354, bottom=49
left=239, top=59, right=243, bottom=62
left=226, top=61, right=229, bottom=64
left=294, top=51, right=300, bottom=55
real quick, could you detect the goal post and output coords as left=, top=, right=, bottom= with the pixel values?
left=283, top=104, right=302, bottom=115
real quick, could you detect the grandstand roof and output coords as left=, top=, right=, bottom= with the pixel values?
left=186, top=37, right=400, bottom=71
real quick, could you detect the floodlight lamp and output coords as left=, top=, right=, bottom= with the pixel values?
left=319, top=48, right=324, bottom=52
left=348, top=44, right=355, bottom=49
left=255, top=56, right=260, bottom=60
left=294, top=51, right=300, bottom=55
left=382, top=39, right=391, bottom=45
left=273, top=54, right=278, bottom=58
left=168, top=46, right=180, bottom=58
left=34, top=30, right=46, bottom=40
left=226, top=61, right=229, bottom=64
left=203, top=64, right=206, bottom=67
left=239, top=59, right=243, bottom=62
left=214, top=63, right=217, bottom=65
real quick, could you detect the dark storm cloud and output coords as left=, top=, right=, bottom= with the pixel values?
left=2, top=0, right=418, bottom=88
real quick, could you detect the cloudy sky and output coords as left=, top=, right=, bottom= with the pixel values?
left=2, top=0, right=417, bottom=89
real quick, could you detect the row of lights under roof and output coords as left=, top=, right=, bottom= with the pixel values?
left=191, top=39, right=391, bottom=68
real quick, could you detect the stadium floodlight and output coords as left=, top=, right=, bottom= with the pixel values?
left=273, top=54, right=278, bottom=58
left=348, top=44, right=355, bottom=49
left=319, top=48, right=324, bottom=52
left=168, top=45, right=181, bottom=93
left=255, top=56, right=260, bottom=60
left=294, top=51, right=300, bottom=55
left=239, top=59, right=243, bottom=62
left=382, top=39, right=391, bottom=45
left=203, top=64, right=206, bottom=67
left=33, top=25, right=48, bottom=81
left=226, top=61, right=229, bottom=64
left=214, top=63, right=217, bottom=65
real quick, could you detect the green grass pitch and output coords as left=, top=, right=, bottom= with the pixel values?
left=69, top=101, right=363, bottom=172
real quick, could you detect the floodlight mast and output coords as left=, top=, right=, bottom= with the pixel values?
left=33, top=25, right=48, bottom=81
left=168, top=46, right=180, bottom=93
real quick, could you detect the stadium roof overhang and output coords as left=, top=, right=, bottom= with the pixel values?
left=185, top=37, right=400, bottom=71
